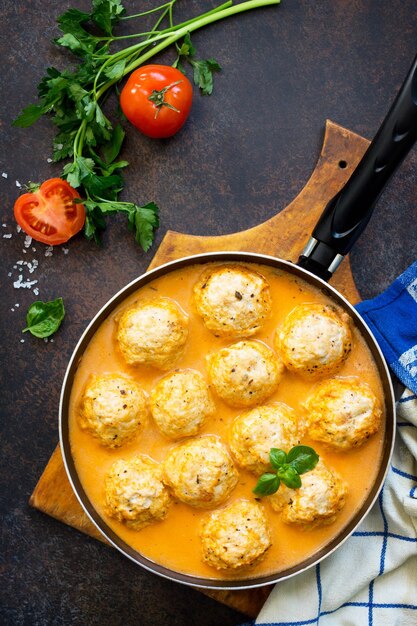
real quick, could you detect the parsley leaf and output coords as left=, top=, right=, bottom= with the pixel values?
left=174, top=33, right=221, bottom=95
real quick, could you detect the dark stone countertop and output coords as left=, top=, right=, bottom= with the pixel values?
left=1, top=1, right=416, bottom=625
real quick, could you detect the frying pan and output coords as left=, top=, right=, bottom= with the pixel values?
left=59, top=55, right=417, bottom=589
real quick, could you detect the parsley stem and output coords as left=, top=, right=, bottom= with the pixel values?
left=121, top=1, right=175, bottom=21
left=95, top=0, right=280, bottom=101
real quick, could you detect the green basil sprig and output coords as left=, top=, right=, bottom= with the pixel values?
left=23, top=298, right=65, bottom=339
left=253, top=445, right=319, bottom=497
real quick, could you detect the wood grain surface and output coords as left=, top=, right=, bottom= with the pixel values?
left=30, top=120, right=368, bottom=618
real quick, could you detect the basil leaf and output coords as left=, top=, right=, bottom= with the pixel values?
left=280, top=466, right=302, bottom=489
left=287, top=445, right=319, bottom=475
left=269, top=448, right=286, bottom=469
left=23, top=298, right=65, bottom=339
left=253, top=473, right=280, bottom=497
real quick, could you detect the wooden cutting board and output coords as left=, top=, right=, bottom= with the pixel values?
left=30, top=120, right=369, bottom=618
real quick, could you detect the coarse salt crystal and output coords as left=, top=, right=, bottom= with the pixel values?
left=33, top=287, right=39, bottom=295
left=16, top=225, right=22, bottom=233
left=20, top=339, right=25, bottom=343
left=11, top=308, right=15, bottom=312
left=15, top=303, right=19, bottom=307
left=45, top=246, right=53, bottom=257
left=32, top=247, right=36, bottom=252
left=24, top=235, right=32, bottom=248
left=22, top=249, right=27, bottom=254
left=56, top=143, right=63, bottom=150
left=2, top=223, right=7, bottom=227
left=3, top=233, right=12, bottom=239
left=8, top=272, right=12, bottom=277
left=2, top=172, right=8, bottom=178
left=47, top=158, right=53, bottom=163
left=16, top=180, right=22, bottom=188
left=62, top=248, right=69, bottom=255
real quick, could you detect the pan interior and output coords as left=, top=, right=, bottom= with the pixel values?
left=60, top=252, right=395, bottom=589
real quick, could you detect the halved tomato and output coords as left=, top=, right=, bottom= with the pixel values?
left=14, top=178, right=86, bottom=245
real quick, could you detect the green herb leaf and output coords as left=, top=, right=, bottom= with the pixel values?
left=12, top=104, right=46, bottom=128
left=191, top=58, right=221, bottom=95
left=23, top=298, right=65, bottom=339
left=133, top=202, right=160, bottom=251
left=174, top=33, right=221, bottom=95
left=269, top=448, right=287, bottom=469
left=91, top=0, right=125, bottom=35
left=287, top=445, right=320, bottom=475
left=279, top=466, right=302, bottom=489
left=253, top=473, right=280, bottom=497
left=104, top=59, right=127, bottom=80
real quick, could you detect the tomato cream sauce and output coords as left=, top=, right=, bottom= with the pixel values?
left=68, top=263, right=386, bottom=581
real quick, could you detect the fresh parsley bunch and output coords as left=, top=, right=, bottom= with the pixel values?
left=13, top=0, right=280, bottom=250
left=253, top=445, right=319, bottom=496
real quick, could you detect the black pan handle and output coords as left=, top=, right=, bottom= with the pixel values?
left=298, top=54, right=417, bottom=281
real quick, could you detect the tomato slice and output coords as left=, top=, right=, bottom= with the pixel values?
left=14, top=178, right=86, bottom=245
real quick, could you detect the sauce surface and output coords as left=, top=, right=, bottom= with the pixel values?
left=68, top=263, right=386, bottom=581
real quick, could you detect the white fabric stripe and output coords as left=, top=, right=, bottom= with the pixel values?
left=406, top=277, right=417, bottom=304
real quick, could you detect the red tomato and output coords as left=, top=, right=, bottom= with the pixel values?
left=120, top=64, right=193, bottom=139
left=13, top=178, right=86, bottom=245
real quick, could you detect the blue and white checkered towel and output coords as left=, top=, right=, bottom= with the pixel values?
left=245, top=262, right=417, bottom=626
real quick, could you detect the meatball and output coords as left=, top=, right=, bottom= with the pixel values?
left=275, top=304, right=352, bottom=378
left=230, top=403, right=300, bottom=475
left=303, top=377, right=382, bottom=449
left=117, top=297, right=188, bottom=370
left=79, top=374, right=148, bottom=447
left=269, top=461, right=347, bottom=526
left=193, top=264, right=272, bottom=338
left=206, top=340, right=283, bottom=408
left=201, top=499, right=271, bottom=570
left=150, top=369, right=215, bottom=439
left=104, top=455, right=172, bottom=530
left=162, top=435, right=239, bottom=508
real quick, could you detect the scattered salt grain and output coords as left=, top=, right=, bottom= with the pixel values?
left=16, top=225, right=22, bottom=233
left=22, top=249, right=27, bottom=254
left=32, top=247, right=36, bottom=252
left=2, top=172, right=8, bottom=179
left=8, top=272, right=12, bottom=277
left=13, top=275, right=38, bottom=289
left=56, top=143, right=63, bottom=150
left=47, top=158, right=53, bottom=163
left=2, top=223, right=7, bottom=228
left=62, top=248, right=69, bottom=255
left=43, top=338, right=49, bottom=343
left=11, top=308, right=15, bottom=312
left=50, top=339, right=54, bottom=343
left=20, top=339, right=25, bottom=343
left=45, top=246, right=53, bottom=257
left=33, top=287, right=39, bottom=296
left=24, top=235, right=32, bottom=248
left=15, top=303, right=20, bottom=308
left=3, top=233, right=12, bottom=239
left=16, top=180, right=22, bottom=188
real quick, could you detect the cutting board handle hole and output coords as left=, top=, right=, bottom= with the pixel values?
left=338, top=159, right=348, bottom=169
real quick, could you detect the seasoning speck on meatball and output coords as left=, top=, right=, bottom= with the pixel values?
left=230, top=403, right=300, bottom=475
left=104, top=455, right=172, bottom=530
left=201, top=499, right=272, bottom=570
left=269, top=461, right=347, bottom=527
left=275, top=303, right=352, bottom=378
left=150, top=369, right=215, bottom=439
left=79, top=374, right=148, bottom=447
left=193, top=265, right=272, bottom=338
left=117, top=296, right=189, bottom=370
left=162, top=435, right=239, bottom=508
left=206, top=340, right=284, bottom=408
left=303, top=377, right=382, bottom=449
